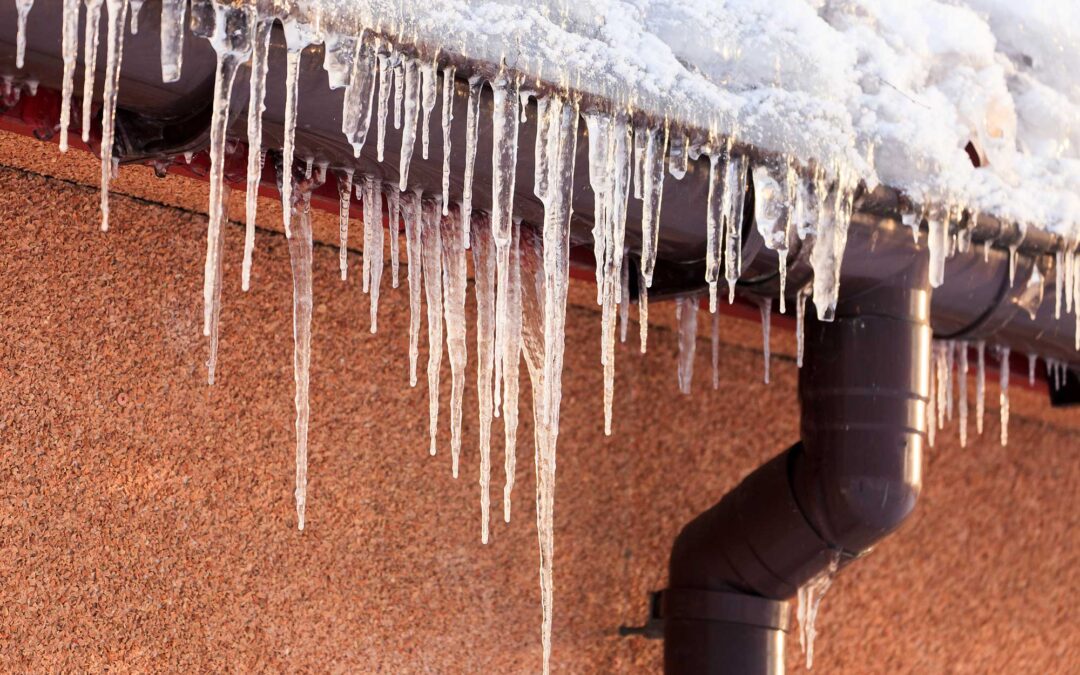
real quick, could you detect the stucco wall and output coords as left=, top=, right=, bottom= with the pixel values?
left=1, top=143, right=1078, bottom=672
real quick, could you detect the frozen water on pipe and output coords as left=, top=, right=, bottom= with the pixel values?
left=676, top=297, right=698, bottom=395
left=97, top=0, right=130, bottom=233
left=159, top=0, right=186, bottom=82
left=999, top=346, right=1011, bottom=446
left=420, top=61, right=437, bottom=161
left=759, top=298, right=772, bottom=384
left=403, top=190, right=424, bottom=387
left=797, top=552, right=840, bottom=670
left=440, top=66, right=456, bottom=214
left=399, top=58, right=420, bottom=190
left=421, top=198, right=445, bottom=456
left=59, top=0, right=79, bottom=153
left=80, top=0, right=104, bottom=144
left=711, top=309, right=720, bottom=390
left=441, top=209, right=468, bottom=478
left=15, top=0, right=33, bottom=70
left=472, top=217, right=496, bottom=538
left=460, top=76, right=482, bottom=249
left=386, top=187, right=401, bottom=287
left=976, top=340, right=986, bottom=435
left=242, top=19, right=272, bottom=292
left=336, top=169, right=354, bottom=280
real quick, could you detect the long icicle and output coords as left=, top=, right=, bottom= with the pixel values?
left=58, top=0, right=80, bottom=152
left=98, top=0, right=130, bottom=232
left=242, top=19, right=272, bottom=291
left=336, top=169, right=354, bottom=280
left=421, top=198, right=444, bottom=456
left=491, top=71, right=521, bottom=420
left=386, top=187, right=401, bottom=288
left=502, top=221, right=524, bottom=523
left=441, top=208, right=468, bottom=478
left=207, top=186, right=231, bottom=385
left=81, top=0, right=105, bottom=144
left=399, top=58, right=421, bottom=190
left=440, top=66, right=456, bottom=214
left=460, top=76, right=482, bottom=249
left=639, top=122, right=667, bottom=287
left=279, top=19, right=313, bottom=239
left=472, top=215, right=496, bottom=538
left=537, top=95, right=579, bottom=675
left=288, top=181, right=314, bottom=531
left=404, top=190, right=425, bottom=386
left=376, top=49, right=391, bottom=162
left=362, top=177, right=384, bottom=332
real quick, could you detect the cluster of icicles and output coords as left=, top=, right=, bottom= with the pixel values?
left=13, top=0, right=1078, bottom=671
left=928, top=339, right=1073, bottom=449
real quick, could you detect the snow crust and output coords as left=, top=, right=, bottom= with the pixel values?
left=312, top=0, right=1080, bottom=238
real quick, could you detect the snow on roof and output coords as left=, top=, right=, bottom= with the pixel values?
left=316, top=0, right=1080, bottom=239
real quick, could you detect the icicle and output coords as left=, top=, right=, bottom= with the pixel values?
left=958, top=343, right=969, bottom=447
left=392, top=57, right=404, bottom=130
left=440, top=66, right=456, bottom=214
left=927, top=347, right=937, bottom=447
left=808, top=168, right=856, bottom=319
left=1028, top=352, right=1038, bottom=386
left=279, top=17, right=316, bottom=239
left=976, top=341, right=986, bottom=435
left=242, top=19, right=272, bottom=292
left=632, top=125, right=646, bottom=200
left=376, top=51, right=391, bottom=162
left=206, top=185, right=231, bottom=385
left=797, top=553, right=840, bottom=670
left=472, top=217, right=496, bottom=538
left=501, top=221, right=524, bottom=523
left=584, top=112, right=611, bottom=300
left=304, top=157, right=313, bottom=180
left=420, top=61, right=438, bottom=161
left=336, top=169, right=354, bottom=280
left=639, top=267, right=649, bottom=354
left=196, top=0, right=253, bottom=336
left=81, top=0, right=104, bottom=144
left=669, top=132, right=688, bottom=179
left=619, top=252, right=630, bottom=343
left=705, top=140, right=731, bottom=313
left=934, top=343, right=947, bottom=430
left=724, top=155, right=748, bottom=304
left=491, top=72, right=521, bottom=421
left=399, top=59, right=420, bottom=190
left=404, top=190, right=424, bottom=387
left=128, top=0, right=143, bottom=33
left=796, top=284, right=811, bottom=368
left=97, top=0, right=131, bottom=232
left=361, top=177, right=385, bottom=332
left=58, top=0, right=80, bottom=152
left=422, top=198, right=445, bottom=456
left=460, top=76, right=482, bottom=249
left=676, top=297, right=698, bottom=394
left=341, top=34, right=377, bottom=156
left=536, top=96, right=579, bottom=675
left=287, top=181, right=314, bottom=531
left=1055, top=250, right=1064, bottom=319
left=160, top=0, right=187, bottom=82
left=945, top=341, right=955, bottom=421
left=15, top=0, right=34, bottom=70
left=386, top=187, right=401, bottom=288
left=759, top=298, right=772, bottom=384
left=711, top=309, right=720, bottom=390
left=999, top=346, right=1010, bottom=446
left=639, top=123, right=668, bottom=287
left=440, top=208, right=468, bottom=479
left=753, top=160, right=793, bottom=313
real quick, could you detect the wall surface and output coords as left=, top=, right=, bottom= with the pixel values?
left=1, top=134, right=1078, bottom=673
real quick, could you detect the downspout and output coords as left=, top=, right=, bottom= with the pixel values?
left=662, top=250, right=931, bottom=673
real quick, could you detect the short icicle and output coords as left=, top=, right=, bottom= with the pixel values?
left=711, top=309, right=720, bottom=390
left=976, top=340, right=986, bottom=435
left=796, top=284, right=811, bottom=368
left=376, top=50, right=391, bottom=162
left=724, top=154, right=748, bottom=304
left=705, top=139, right=731, bottom=313
left=399, top=59, right=421, bottom=190
left=639, top=267, right=649, bottom=353
left=15, top=0, right=35, bottom=70
left=81, top=0, right=105, bottom=144
left=420, top=61, right=438, bottom=161
left=639, top=123, right=668, bottom=287
left=441, top=208, right=468, bottom=478
left=386, top=187, right=401, bottom=287
left=336, top=169, right=354, bottom=280
left=159, top=0, right=187, bottom=82
left=361, top=177, right=385, bottom=332
left=958, top=343, right=969, bottom=447
left=421, top=198, right=444, bottom=456
left=999, top=346, right=1010, bottom=446
left=676, top=297, right=698, bottom=394
left=759, top=297, right=772, bottom=384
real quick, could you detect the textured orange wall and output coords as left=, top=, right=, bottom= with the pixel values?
left=1, top=140, right=1078, bottom=672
